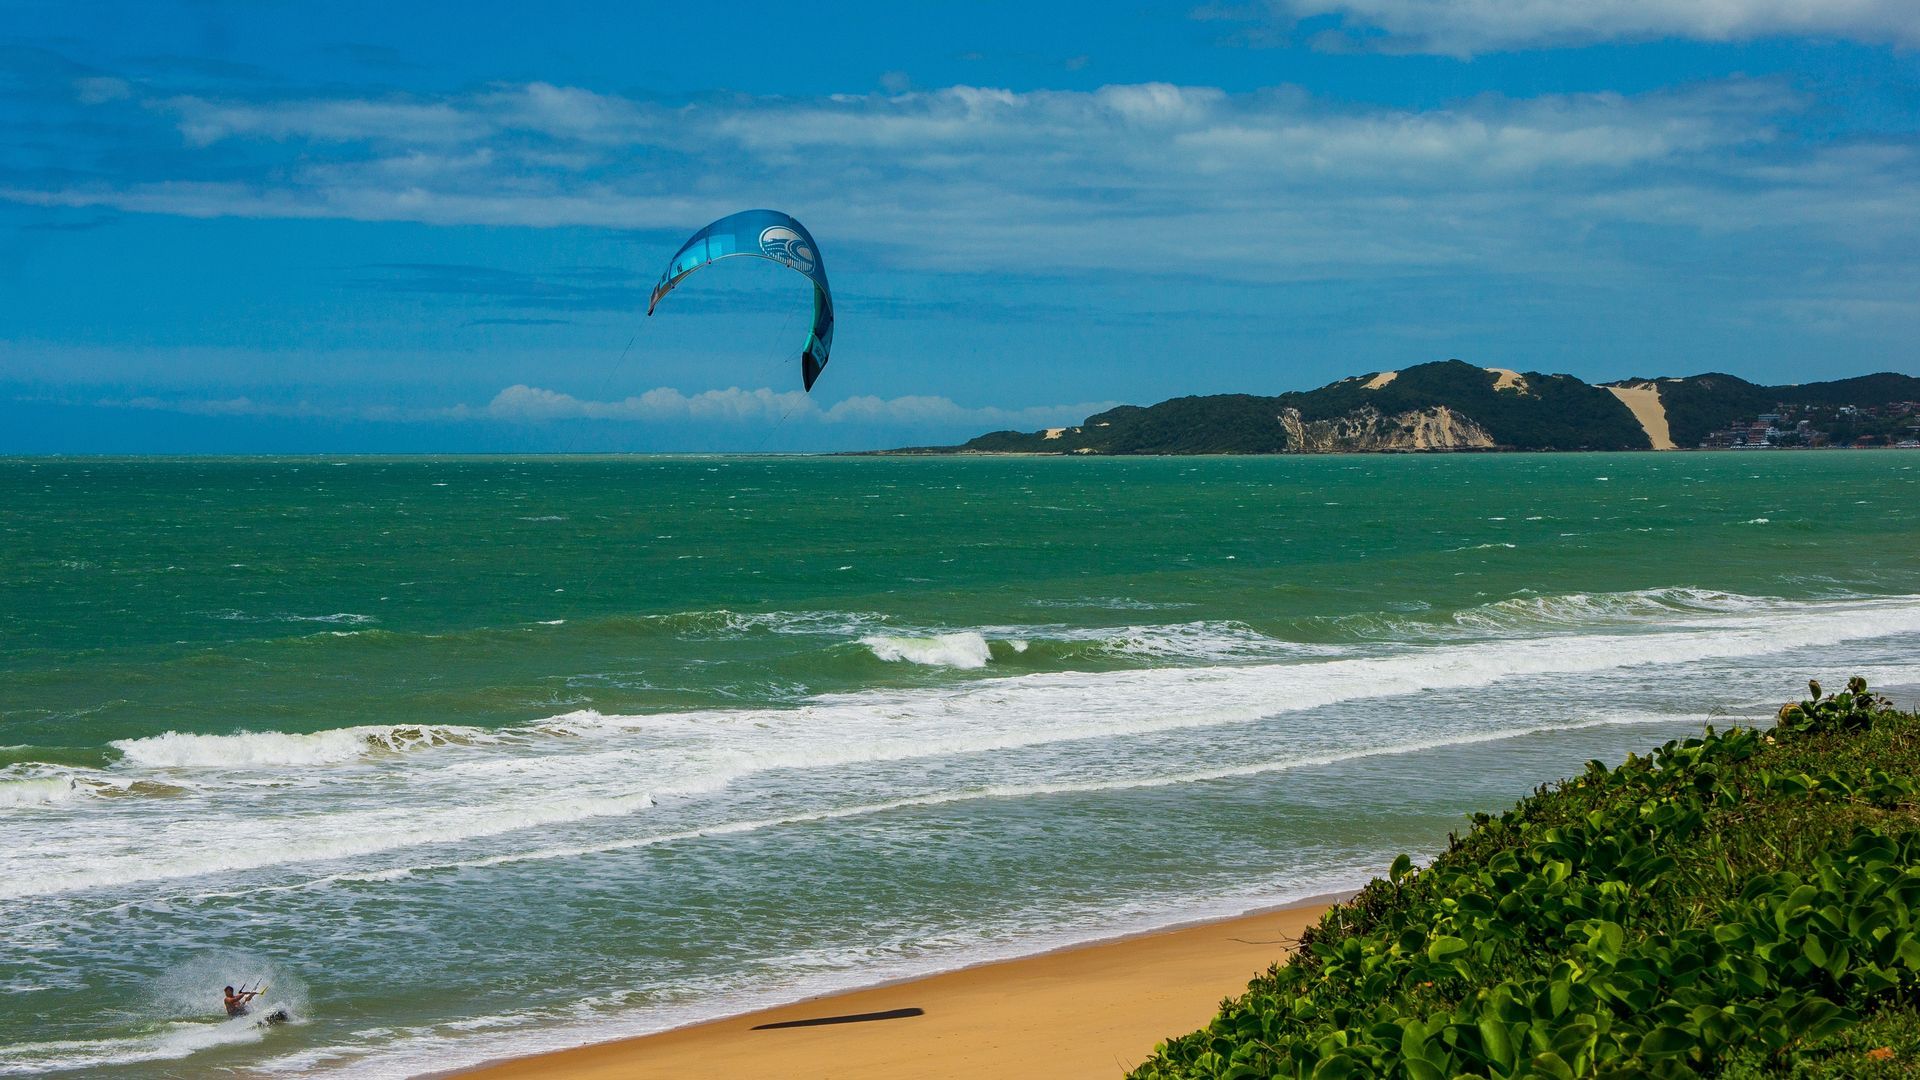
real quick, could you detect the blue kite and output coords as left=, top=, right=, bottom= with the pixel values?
left=647, top=209, right=836, bottom=391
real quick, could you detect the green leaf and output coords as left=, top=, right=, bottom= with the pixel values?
left=1530, top=1050, right=1577, bottom=1080
left=1479, top=1017, right=1516, bottom=1071
left=1548, top=979, right=1571, bottom=1018
left=1639, top=1025, right=1697, bottom=1058
left=1896, top=933, right=1920, bottom=969
left=1456, top=892, right=1495, bottom=919
left=1308, top=1053, right=1358, bottom=1080
left=1588, top=921, right=1625, bottom=960
left=1427, top=935, right=1469, bottom=962
left=1550, top=1020, right=1598, bottom=1058
left=1390, top=853, right=1413, bottom=884
left=1786, top=997, right=1851, bottom=1043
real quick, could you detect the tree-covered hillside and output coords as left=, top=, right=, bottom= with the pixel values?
left=932, top=363, right=1918, bottom=456
left=954, top=361, right=1648, bottom=454
left=1281, top=361, right=1649, bottom=451
left=1618, top=372, right=1920, bottom=449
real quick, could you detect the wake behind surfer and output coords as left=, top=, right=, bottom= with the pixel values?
left=223, top=984, right=261, bottom=1018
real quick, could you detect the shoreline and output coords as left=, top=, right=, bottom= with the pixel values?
left=449, top=891, right=1351, bottom=1080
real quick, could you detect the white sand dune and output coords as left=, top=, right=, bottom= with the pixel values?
left=1485, top=367, right=1530, bottom=393
left=1607, top=382, right=1677, bottom=450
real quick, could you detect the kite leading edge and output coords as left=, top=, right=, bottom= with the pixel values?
left=647, top=209, right=835, bottom=391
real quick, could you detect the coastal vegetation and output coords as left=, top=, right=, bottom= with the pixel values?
left=1133, top=679, right=1920, bottom=1078
left=938, top=364, right=1920, bottom=455
left=1279, top=361, right=1646, bottom=452
left=1648, top=373, right=1920, bottom=450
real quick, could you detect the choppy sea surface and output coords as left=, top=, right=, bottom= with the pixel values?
left=3, top=452, right=1917, bottom=1077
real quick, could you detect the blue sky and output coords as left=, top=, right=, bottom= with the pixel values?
left=3, top=0, right=1917, bottom=452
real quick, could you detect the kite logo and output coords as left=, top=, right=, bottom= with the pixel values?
left=758, top=226, right=816, bottom=275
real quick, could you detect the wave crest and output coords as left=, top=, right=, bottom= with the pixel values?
left=0, top=775, right=81, bottom=808
left=111, top=724, right=495, bottom=768
left=860, top=632, right=994, bottom=669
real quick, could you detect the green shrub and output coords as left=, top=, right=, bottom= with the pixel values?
left=1133, top=680, right=1920, bottom=1079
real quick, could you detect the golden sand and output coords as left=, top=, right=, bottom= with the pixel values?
left=454, top=899, right=1338, bottom=1080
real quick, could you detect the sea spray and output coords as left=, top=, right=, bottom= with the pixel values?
left=859, top=632, right=994, bottom=669
left=0, top=952, right=308, bottom=1076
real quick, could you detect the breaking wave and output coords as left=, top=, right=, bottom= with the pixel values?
left=848, top=620, right=1305, bottom=670
left=110, top=725, right=499, bottom=769
left=12, top=590, right=1919, bottom=903
left=0, top=776, right=80, bottom=809
left=860, top=632, right=994, bottom=669
left=1320, top=587, right=1864, bottom=643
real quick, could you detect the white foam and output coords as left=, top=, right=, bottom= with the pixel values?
left=1080, top=620, right=1300, bottom=662
left=1444, top=587, right=1791, bottom=636
left=301, top=710, right=1698, bottom=884
left=0, top=1019, right=266, bottom=1075
left=860, top=632, right=993, bottom=669
left=14, top=592, right=1920, bottom=901
left=0, top=776, right=80, bottom=808
left=0, top=783, right=663, bottom=900
left=111, top=725, right=495, bottom=768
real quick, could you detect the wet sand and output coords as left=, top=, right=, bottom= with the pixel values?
left=455, top=897, right=1340, bottom=1080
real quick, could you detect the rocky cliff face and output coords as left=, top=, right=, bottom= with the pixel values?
left=1278, top=405, right=1496, bottom=452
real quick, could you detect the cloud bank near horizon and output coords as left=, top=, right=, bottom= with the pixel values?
left=91, top=385, right=1122, bottom=432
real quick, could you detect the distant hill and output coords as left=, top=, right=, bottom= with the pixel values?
left=1636, top=372, right=1920, bottom=448
left=919, top=362, right=1920, bottom=455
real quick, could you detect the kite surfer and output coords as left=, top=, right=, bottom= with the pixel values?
left=223, top=984, right=262, bottom=1018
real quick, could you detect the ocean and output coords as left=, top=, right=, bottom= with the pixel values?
left=3, top=452, right=1917, bottom=1077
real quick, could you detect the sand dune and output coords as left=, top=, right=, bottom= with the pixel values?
left=1607, top=382, right=1677, bottom=450
left=1486, top=367, right=1530, bottom=393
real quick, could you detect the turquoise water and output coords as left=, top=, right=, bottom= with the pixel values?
left=3, top=452, right=1918, bottom=1076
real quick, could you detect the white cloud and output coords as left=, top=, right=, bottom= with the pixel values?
left=10, top=76, right=1917, bottom=289
left=160, top=95, right=490, bottom=147
left=118, top=395, right=338, bottom=417
left=73, top=77, right=131, bottom=105
left=479, top=384, right=1120, bottom=427
left=1263, top=0, right=1920, bottom=55
left=96, top=385, right=1120, bottom=431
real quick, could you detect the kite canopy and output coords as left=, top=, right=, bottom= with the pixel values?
left=647, top=209, right=835, bottom=391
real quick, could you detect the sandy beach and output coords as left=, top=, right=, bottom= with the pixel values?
left=456, top=897, right=1341, bottom=1080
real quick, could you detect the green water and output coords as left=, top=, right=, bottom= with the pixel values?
left=2, top=452, right=1917, bottom=1076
